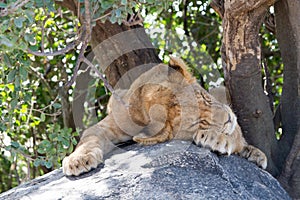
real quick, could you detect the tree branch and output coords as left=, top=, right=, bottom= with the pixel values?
left=65, top=0, right=92, bottom=87
left=92, top=12, right=111, bottom=22
left=27, top=39, right=79, bottom=57
left=210, top=0, right=224, bottom=18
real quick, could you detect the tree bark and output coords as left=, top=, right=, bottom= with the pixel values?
left=275, top=0, right=300, bottom=198
left=211, top=0, right=278, bottom=176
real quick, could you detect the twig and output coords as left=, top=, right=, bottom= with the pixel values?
left=27, top=39, right=80, bottom=57
left=32, top=109, right=62, bottom=117
left=0, top=0, right=30, bottom=17
left=12, top=148, right=35, bottom=161
left=83, top=58, right=129, bottom=108
left=92, top=12, right=111, bottom=22
left=122, top=11, right=143, bottom=26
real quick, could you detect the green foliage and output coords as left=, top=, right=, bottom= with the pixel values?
left=0, top=0, right=80, bottom=193
left=86, top=0, right=172, bottom=25
left=34, top=124, right=78, bottom=169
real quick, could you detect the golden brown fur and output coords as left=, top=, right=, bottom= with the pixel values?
left=62, top=57, right=267, bottom=176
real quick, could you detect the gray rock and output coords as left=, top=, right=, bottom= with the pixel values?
left=0, top=140, right=291, bottom=200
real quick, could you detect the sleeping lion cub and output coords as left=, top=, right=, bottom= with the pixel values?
left=62, top=57, right=267, bottom=176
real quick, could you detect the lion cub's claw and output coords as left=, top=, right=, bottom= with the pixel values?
left=62, top=147, right=103, bottom=176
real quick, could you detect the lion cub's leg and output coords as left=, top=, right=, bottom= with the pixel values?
left=193, top=126, right=267, bottom=169
left=133, top=122, right=173, bottom=145
left=62, top=115, right=131, bottom=176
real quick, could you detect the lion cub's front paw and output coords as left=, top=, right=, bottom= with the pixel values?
left=239, top=145, right=267, bottom=169
left=193, top=130, right=233, bottom=155
left=62, top=146, right=103, bottom=176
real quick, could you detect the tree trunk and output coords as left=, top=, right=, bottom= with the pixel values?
left=211, top=0, right=278, bottom=176
left=275, top=0, right=300, bottom=198
left=90, top=22, right=161, bottom=87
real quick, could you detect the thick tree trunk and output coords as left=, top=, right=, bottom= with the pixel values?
left=90, top=22, right=161, bottom=87
left=211, top=0, right=278, bottom=176
left=275, top=0, right=300, bottom=198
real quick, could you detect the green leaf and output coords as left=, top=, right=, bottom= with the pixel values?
left=35, top=0, right=44, bottom=8
left=15, top=76, right=21, bottom=92
left=37, top=148, right=46, bottom=154
left=25, top=10, right=35, bottom=23
left=11, top=99, right=18, bottom=109
left=62, top=139, right=69, bottom=147
left=24, top=33, right=35, bottom=43
left=71, top=138, right=77, bottom=145
left=0, top=2, right=6, bottom=8
left=109, top=15, right=117, bottom=24
left=34, top=159, right=42, bottom=167
left=101, top=1, right=113, bottom=10
left=0, top=35, right=13, bottom=47
left=19, top=66, right=28, bottom=80
left=121, top=0, right=127, bottom=5
left=7, top=69, right=16, bottom=83
left=0, top=20, right=9, bottom=32
left=52, top=103, right=61, bottom=109
left=40, top=140, right=51, bottom=148
left=57, top=135, right=63, bottom=141
left=11, top=141, right=20, bottom=148
left=115, top=9, right=121, bottom=18
left=14, top=17, right=26, bottom=29
left=0, top=123, right=7, bottom=132
left=29, top=45, right=39, bottom=51
left=45, top=160, right=53, bottom=168
left=40, top=113, right=46, bottom=122
left=3, top=54, right=12, bottom=67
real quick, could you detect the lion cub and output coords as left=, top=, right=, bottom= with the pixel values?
left=62, top=57, right=267, bottom=176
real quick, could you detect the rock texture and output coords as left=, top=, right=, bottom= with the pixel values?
left=0, top=140, right=291, bottom=200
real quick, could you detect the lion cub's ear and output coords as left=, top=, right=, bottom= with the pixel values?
left=168, top=56, right=196, bottom=83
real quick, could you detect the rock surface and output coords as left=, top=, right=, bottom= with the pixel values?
left=0, top=140, right=291, bottom=200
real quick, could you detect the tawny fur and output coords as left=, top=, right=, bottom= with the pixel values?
left=63, top=57, right=267, bottom=176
